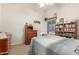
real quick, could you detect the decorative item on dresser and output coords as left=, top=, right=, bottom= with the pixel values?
left=25, top=24, right=37, bottom=45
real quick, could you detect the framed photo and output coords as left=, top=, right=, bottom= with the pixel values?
left=34, top=21, right=40, bottom=24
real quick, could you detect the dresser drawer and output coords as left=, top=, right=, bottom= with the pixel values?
left=33, top=33, right=37, bottom=36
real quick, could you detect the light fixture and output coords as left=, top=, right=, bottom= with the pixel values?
left=38, top=3, right=54, bottom=8
left=39, top=3, right=45, bottom=8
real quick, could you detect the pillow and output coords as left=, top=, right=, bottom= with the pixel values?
left=39, top=32, right=48, bottom=36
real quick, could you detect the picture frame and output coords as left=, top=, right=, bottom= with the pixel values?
left=34, top=21, right=40, bottom=24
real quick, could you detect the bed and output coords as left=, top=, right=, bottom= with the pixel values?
left=31, top=35, right=79, bottom=55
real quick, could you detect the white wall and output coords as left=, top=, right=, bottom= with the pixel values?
left=2, top=3, right=79, bottom=45
left=44, top=3, right=79, bottom=35
left=57, top=4, right=79, bottom=23
left=45, top=3, right=79, bottom=23
left=1, top=3, right=46, bottom=45
left=44, top=4, right=60, bottom=31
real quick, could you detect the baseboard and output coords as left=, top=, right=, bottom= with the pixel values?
left=11, top=42, right=24, bottom=45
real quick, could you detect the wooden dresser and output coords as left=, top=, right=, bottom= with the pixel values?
left=0, top=33, right=11, bottom=55
left=25, top=25, right=37, bottom=45
left=0, top=38, right=8, bottom=55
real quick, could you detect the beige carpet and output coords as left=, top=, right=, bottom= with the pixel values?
left=9, top=44, right=31, bottom=55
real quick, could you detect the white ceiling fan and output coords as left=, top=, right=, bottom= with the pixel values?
left=38, top=3, right=54, bottom=8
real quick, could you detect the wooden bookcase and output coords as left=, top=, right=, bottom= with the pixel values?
left=77, top=20, right=79, bottom=39
left=55, top=22, right=77, bottom=39
left=25, top=25, right=37, bottom=45
left=55, top=24, right=64, bottom=36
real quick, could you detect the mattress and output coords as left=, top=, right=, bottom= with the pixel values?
left=31, top=35, right=68, bottom=55
left=47, top=39, right=79, bottom=55
left=31, top=35, right=79, bottom=55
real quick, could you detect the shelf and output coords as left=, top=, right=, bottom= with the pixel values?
left=57, top=31, right=63, bottom=32
left=56, top=24, right=64, bottom=26
left=64, top=31, right=74, bottom=33
left=55, top=22, right=77, bottom=39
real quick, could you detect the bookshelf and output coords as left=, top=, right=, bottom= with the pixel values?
left=55, top=22, right=77, bottom=39
left=55, top=24, right=64, bottom=36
